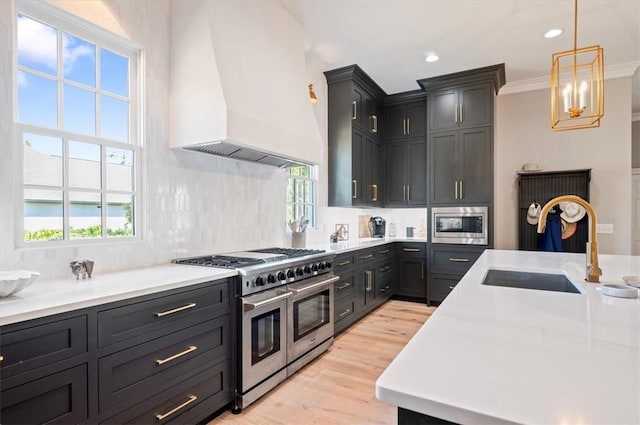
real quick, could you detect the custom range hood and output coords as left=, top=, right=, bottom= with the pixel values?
left=169, top=1, right=323, bottom=167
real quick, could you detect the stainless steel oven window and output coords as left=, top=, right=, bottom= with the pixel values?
left=293, top=288, right=330, bottom=341
left=251, top=310, right=281, bottom=365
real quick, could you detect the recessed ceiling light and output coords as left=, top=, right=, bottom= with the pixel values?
left=544, top=28, right=563, bottom=39
left=425, top=54, right=439, bottom=63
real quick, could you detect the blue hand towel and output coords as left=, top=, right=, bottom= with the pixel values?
left=538, top=216, right=563, bottom=252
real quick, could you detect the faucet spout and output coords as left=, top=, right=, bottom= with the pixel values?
left=536, top=195, right=602, bottom=283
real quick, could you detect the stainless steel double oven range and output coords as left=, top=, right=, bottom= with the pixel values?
left=175, top=248, right=337, bottom=411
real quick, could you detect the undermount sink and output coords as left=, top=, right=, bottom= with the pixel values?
left=481, top=269, right=580, bottom=294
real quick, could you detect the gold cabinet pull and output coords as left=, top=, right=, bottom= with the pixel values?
left=352, top=101, right=357, bottom=120
left=338, top=308, right=352, bottom=318
left=448, top=258, right=470, bottom=262
left=379, top=286, right=390, bottom=293
left=155, top=346, right=197, bottom=365
left=155, top=394, right=198, bottom=421
left=407, top=118, right=410, bottom=135
left=402, top=118, right=406, bottom=135
left=459, top=180, right=463, bottom=199
left=379, top=249, right=390, bottom=254
left=402, top=248, right=420, bottom=252
left=361, top=254, right=374, bottom=260
left=352, top=179, right=357, bottom=199
left=337, top=260, right=351, bottom=266
left=371, top=184, right=378, bottom=201
left=155, top=303, right=196, bottom=318
left=406, top=185, right=410, bottom=202
left=373, top=115, right=378, bottom=133
left=365, top=270, right=373, bottom=291
left=0, top=354, right=4, bottom=362
left=459, top=104, right=463, bottom=123
left=455, top=181, right=458, bottom=199
left=336, top=283, right=351, bottom=290
left=454, top=103, right=459, bottom=123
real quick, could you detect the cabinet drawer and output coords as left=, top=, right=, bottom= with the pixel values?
left=98, top=280, right=229, bottom=348
left=396, top=242, right=426, bottom=257
left=334, top=272, right=355, bottom=301
left=98, top=316, right=229, bottom=413
left=101, top=359, right=230, bottom=424
left=431, top=247, right=482, bottom=274
left=0, top=364, right=88, bottom=425
left=0, top=315, right=87, bottom=379
left=334, top=297, right=355, bottom=324
left=356, top=248, right=376, bottom=263
left=429, top=274, right=461, bottom=304
left=375, top=245, right=393, bottom=260
left=334, top=253, right=356, bottom=271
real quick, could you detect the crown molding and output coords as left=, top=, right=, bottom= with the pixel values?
left=499, top=60, right=640, bottom=95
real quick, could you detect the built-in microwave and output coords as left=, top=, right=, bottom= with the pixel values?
left=431, top=206, right=488, bottom=245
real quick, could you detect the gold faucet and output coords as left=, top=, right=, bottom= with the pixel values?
left=537, top=195, right=602, bottom=283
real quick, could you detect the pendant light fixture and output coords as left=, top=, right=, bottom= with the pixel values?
left=308, top=84, right=318, bottom=104
left=550, top=0, right=604, bottom=131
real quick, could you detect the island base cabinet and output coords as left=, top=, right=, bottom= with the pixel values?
left=429, top=274, right=461, bottom=305
left=395, top=243, right=427, bottom=301
left=398, top=407, right=458, bottom=425
left=0, top=364, right=88, bottom=425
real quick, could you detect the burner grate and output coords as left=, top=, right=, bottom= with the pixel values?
left=251, top=247, right=325, bottom=258
left=174, top=255, right=264, bottom=269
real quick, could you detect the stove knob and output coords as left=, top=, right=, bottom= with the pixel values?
left=277, top=271, right=286, bottom=281
left=255, top=276, right=265, bottom=286
left=295, top=267, right=304, bottom=276
left=311, top=263, right=319, bottom=272
left=287, top=269, right=295, bottom=279
left=304, top=265, right=312, bottom=274
left=324, top=261, right=333, bottom=269
left=267, top=274, right=276, bottom=284
left=319, top=262, right=326, bottom=270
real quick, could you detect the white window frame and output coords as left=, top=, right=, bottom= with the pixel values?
left=14, top=1, right=144, bottom=247
left=286, top=165, right=317, bottom=229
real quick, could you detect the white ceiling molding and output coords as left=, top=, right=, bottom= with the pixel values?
left=499, top=61, right=640, bottom=95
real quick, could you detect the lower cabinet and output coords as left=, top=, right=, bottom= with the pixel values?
left=428, top=245, right=484, bottom=305
left=395, top=242, right=427, bottom=301
left=0, top=278, right=233, bottom=425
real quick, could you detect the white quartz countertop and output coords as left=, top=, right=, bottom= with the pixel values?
left=376, top=249, right=640, bottom=425
left=0, top=264, right=237, bottom=326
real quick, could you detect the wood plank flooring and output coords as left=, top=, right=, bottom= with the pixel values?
left=212, top=300, right=436, bottom=425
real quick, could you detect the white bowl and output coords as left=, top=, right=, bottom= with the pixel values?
left=622, top=275, right=640, bottom=288
left=0, top=270, right=40, bottom=297
left=600, top=283, right=638, bottom=299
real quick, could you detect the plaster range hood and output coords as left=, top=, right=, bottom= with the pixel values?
left=169, top=0, right=323, bottom=168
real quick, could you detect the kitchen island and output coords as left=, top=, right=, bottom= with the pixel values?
left=376, top=249, right=640, bottom=425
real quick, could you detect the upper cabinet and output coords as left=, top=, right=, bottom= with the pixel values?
left=386, top=100, right=427, bottom=140
left=325, top=65, right=386, bottom=207
left=428, top=83, right=492, bottom=131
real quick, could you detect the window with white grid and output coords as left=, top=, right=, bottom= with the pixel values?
left=286, top=165, right=316, bottom=228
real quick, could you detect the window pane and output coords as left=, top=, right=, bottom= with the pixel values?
left=69, top=141, right=101, bottom=189
left=304, top=181, right=313, bottom=203
left=294, top=180, right=304, bottom=203
left=100, top=48, right=128, bottom=96
left=69, top=191, right=101, bottom=239
left=107, top=194, right=133, bottom=237
left=24, top=189, right=62, bottom=241
left=106, top=147, right=133, bottom=191
left=101, top=96, right=128, bottom=141
left=17, top=14, right=57, bottom=75
left=18, top=71, right=57, bottom=128
left=23, top=133, right=62, bottom=186
left=64, top=84, right=96, bottom=135
left=63, top=33, right=96, bottom=87
left=286, top=179, right=294, bottom=203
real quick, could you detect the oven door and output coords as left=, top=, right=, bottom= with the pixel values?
left=241, top=288, right=291, bottom=392
left=287, top=274, right=339, bottom=363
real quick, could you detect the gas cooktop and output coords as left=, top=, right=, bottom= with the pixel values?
left=173, top=247, right=326, bottom=269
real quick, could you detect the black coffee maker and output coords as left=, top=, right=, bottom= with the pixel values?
left=369, top=216, right=386, bottom=238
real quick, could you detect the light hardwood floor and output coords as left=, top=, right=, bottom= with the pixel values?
left=212, top=300, right=436, bottom=425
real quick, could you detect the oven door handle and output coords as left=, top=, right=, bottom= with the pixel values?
left=289, top=275, right=340, bottom=295
left=243, top=292, right=292, bottom=311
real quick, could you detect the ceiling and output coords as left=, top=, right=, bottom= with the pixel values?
left=280, top=0, right=640, bottom=113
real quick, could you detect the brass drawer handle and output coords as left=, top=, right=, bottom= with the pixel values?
left=380, top=266, right=391, bottom=272
left=448, top=258, right=470, bottom=262
left=338, top=308, right=352, bottom=318
left=402, top=248, right=420, bottom=252
left=337, top=260, right=351, bottom=266
left=155, top=303, right=197, bottom=317
left=352, top=179, right=357, bottom=199
left=361, top=254, right=374, bottom=259
left=0, top=354, right=4, bottom=362
left=379, top=286, right=390, bottom=293
left=155, top=394, right=198, bottom=421
left=379, top=249, right=390, bottom=254
left=156, top=346, right=197, bottom=365
left=337, top=283, right=351, bottom=290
